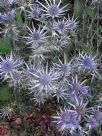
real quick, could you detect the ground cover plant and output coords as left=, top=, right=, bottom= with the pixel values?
left=0, top=0, right=102, bottom=136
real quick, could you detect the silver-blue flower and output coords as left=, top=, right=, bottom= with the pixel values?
left=29, top=65, right=60, bottom=94
left=77, top=53, right=98, bottom=74
left=0, top=53, right=22, bottom=80
left=68, top=75, right=89, bottom=97
left=53, top=108, right=80, bottom=131
left=26, top=6, right=41, bottom=19
left=38, top=0, right=68, bottom=18
left=25, top=24, right=48, bottom=47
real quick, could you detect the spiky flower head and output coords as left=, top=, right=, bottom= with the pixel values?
left=77, top=53, right=98, bottom=74
left=29, top=65, right=60, bottom=94
left=0, top=53, right=22, bottom=80
left=0, top=106, right=14, bottom=119
left=31, top=93, right=46, bottom=106
left=91, top=106, right=102, bottom=123
left=66, top=16, right=78, bottom=30
left=25, top=24, right=48, bottom=47
left=68, top=75, right=89, bottom=97
left=53, top=17, right=78, bottom=33
left=52, top=36, right=68, bottom=50
left=68, top=96, right=89, bottom=120
left=26, top=6, right=41, bottom=19
left=38, top=0, right=68, bottom=18
left=86, top=116, right=98, bottom=130
left=86, top=106, right=102, bottom=130
left=4, top=10, right=16, bottom=21
left=53, top=18, right=69, bottom=33
left=53, top=85, right=68, bottom=102
left=0, top=0, right=15, bottom=7
left=53, top=108, right=80, bottom=131
left=53, top=54, right=71, bottom=76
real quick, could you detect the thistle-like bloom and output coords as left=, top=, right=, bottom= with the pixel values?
left=52, top=36, right=69, bottom=50
left=25, top=24, right=48, bottom=47
left=0, top=53, right=22, bottom=80
left=0, top=0, right=15, bottom=7
left=26, top=6, right=41, bottom=19
left=0, top=11, right=15, bottom=22
left=53, top=19, right=69, bottom=32
left=38, top=0, right=68, bottom=18
left=53, top=55, right=71, bottom=76
left=68, top=76, right=89, bottom=97
left=31, top=93, right=46, bottom=106
left=4, top=10, right=16, bottom=21
left=85, top=106, right=102, bottom=130
left=0, top=106, right=14, bottom=119
left=91, top=107, right=102, bottom=123
left=77, top=53, right=97, bottom=73
left=53, top=17, right=78, bottom=33
left=68, top=96, right=89, bottom=120
left=53, top=85, right=68, bottom=102
left=86, top=116, right=98, bottom=130
left=53, top=108, right=80, bottom=131
left=29, top=65, right=60, bottom=94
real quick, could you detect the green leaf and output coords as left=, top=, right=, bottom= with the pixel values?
left=73, top=0, right=84, bottom=19
left=0, top=37, right=12, bottom=53
left=16, top=9, right=23, bottom=23
left=0, top=87, right=12, bottom=101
